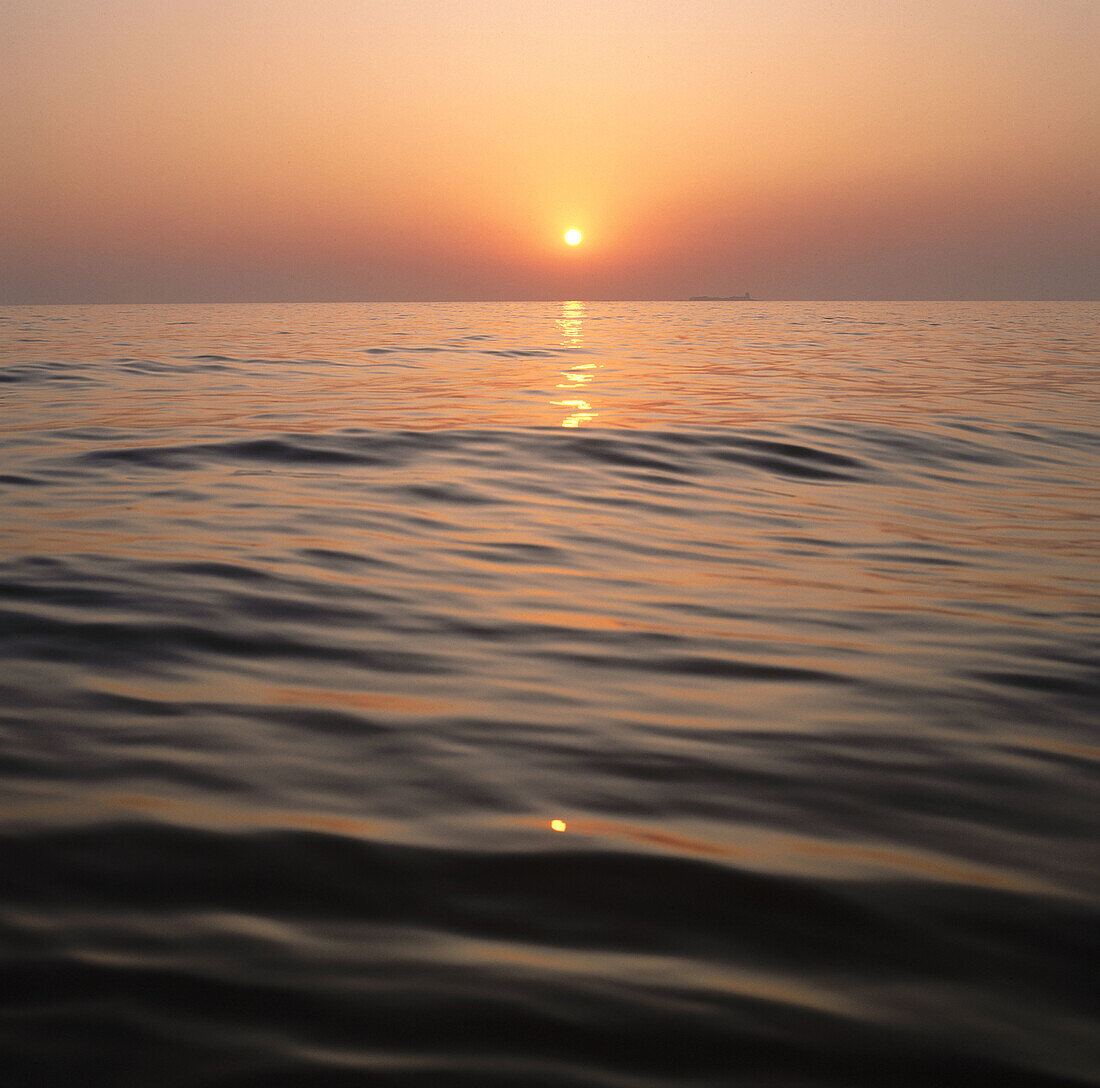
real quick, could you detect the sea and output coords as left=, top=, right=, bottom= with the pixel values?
left=1, top=300, right=1097, bottom=1087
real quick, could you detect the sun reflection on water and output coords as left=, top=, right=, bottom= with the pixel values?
left=554, top=398, right=595, bottom=427
left=554, top=301, right=600, bottom=426
left=555, top=300, right=586, bottom=348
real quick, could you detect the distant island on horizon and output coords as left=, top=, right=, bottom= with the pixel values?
left=689, top=293, right=753, bottom=301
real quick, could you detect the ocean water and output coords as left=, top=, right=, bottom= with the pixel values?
left=1, top=300, right=1097, bottom=1087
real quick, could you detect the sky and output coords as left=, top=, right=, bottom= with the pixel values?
left=1, top=0, right=1097, bottom=302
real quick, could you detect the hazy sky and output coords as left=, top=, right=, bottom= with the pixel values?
left=2, top=0, right=1097, bottom=301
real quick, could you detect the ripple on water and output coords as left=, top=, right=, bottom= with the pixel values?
left=1, top=301, right=1098, bottom=1087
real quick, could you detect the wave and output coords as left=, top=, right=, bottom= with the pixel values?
left=1, top=819, right=1096, bottom=1087
left=3, top=302, right=1099, bottom=1086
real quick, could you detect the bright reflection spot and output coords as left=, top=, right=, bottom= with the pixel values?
left=556, top=300, right=586, bottom=348
left=553, top=302, right=599, bottom=425
left=560, top=363, right=595, bottom=386
left=550, top=819, right=567, bottom=832
left=553, top=398, right=595, bottom=427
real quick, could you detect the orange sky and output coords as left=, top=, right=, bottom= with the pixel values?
left=2, top=0, right=1096, bottom=301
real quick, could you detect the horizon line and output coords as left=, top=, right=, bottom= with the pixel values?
left=2, top=297, right=1096, bottom=307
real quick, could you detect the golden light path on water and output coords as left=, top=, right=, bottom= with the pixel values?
left=554, top=300, right=598, bottom=426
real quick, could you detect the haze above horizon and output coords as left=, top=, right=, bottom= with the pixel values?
left=2, top=0, right=1096, bottom=303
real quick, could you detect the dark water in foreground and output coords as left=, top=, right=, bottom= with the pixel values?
left=1, top=301, right=1098, bottom=1086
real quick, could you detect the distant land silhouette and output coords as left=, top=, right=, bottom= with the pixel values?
left=689, top=293, right=753, bottom=301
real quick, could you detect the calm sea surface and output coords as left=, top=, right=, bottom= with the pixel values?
left=1, top=301, right=1098, bottom=1087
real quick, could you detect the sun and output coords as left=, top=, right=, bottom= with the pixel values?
left=564, top=229, right=582, bottom=246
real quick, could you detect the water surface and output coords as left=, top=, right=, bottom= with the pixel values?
left=2, top=301, right=1098, bottom=1086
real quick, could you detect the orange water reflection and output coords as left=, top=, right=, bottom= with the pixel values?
left=518, top=816, right=1056, bottom=894
left=555, top=300, right=586, bottom=348
left=553, top=301, right=601, bottom=426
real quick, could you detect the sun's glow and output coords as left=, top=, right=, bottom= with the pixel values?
left=550, top=819, right=567, bottom=832
left=564, top=229, right=582, bottom=246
